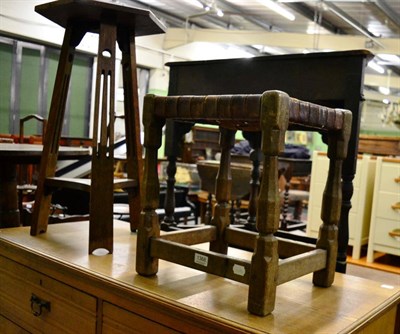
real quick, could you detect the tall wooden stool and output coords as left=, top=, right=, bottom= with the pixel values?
left=137, top=91, right=352, bottom=316
left=30, top=0, right=165, bottom=254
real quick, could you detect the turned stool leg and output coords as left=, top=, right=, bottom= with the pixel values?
left=210, top=128, right=236, bottom=254
left=248, top=91, right=289, bottom=316
left=162, top=122, right=193, bottom=230
left=136, top=95, right=164, bottom=276
left=313, top=112, right=352, bottom=287
left=243, top=132, right=262, bottom=231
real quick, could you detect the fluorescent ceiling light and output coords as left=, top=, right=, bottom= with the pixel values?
left=257, top=0, right=295, bottom=21
left=378, top=86, right=390, bottom=95
left=377, top=54, right=400, bottom=65
left=368, top=61, right=385, bottom=74
left=185, top=0, right=204, bottom=9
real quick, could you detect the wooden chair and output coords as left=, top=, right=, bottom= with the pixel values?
left=137, top=90, right=352, bottom=316
left=29, top=0, right=165, bottom=254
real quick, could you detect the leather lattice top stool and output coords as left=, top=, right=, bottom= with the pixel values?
left=30, top=0, right=165, bottom=254
left=137, top=90, right=352, bottom=316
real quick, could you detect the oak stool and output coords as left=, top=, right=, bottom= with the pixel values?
left=137, top=90, right=352, bottom=316
left=30, top=0, right=165, bottom=253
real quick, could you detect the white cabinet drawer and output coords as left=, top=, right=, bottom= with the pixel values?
left=374, top=192, right=400, bottom=221
left=368, top=157, right=400, bottom=263
left=372, top=218, right=400, bottom=252
left=377, top=162, right=400, bottom=194
left=0, top=256, right=97, bottom=334
left=307, top=152, right=375, bottom=259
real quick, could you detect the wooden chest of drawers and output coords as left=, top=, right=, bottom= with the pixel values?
left=0, top=221, right=399, bottom=333
left=0, top=256, right=97, bottom=333
left=307, top=151, right=376, bottom=259
left=367, top=157, right=400, bottom=263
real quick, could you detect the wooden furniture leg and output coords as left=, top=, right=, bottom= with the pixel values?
left=30, top=25, right=86, bottom=237
left=313, top=112, right=352, bottom=286
left=117, top=30, right=143, bottom=233
left=210, top=128, right=236, bottom=254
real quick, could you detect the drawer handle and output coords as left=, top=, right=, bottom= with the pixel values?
left=389, top=229, right=400, bottom=242
left=395, top=177, right=400, bottom=183
left=391, top=202, right=400, bottom=211
left=30, top=294, right=51, bottom=317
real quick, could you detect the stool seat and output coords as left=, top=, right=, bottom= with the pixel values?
left=30, top=0, right=165, bottom=254
left=35, top=0, right=165, bottom=35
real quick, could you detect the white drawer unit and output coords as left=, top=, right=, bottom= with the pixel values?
left=367, top=157, right=400, bottom=263
left=307, top=151, right=376, bottom=260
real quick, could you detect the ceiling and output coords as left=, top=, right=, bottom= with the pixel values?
left=124, top=0, right=399, bottom=98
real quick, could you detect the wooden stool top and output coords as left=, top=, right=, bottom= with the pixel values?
left=150, top=92, right=351, bottom=133
left=35, top=0, right=166, bottom=36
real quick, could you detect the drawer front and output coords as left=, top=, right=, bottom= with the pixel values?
left=0, top=256, right=97, bottom=334
left=374, top=192, right=400, bottom=221
left=377, top=162, right=400, bottom=194
left=373, top=217, right=400, bottom=251
left=0, top=314, right=30, bottom=333
left=102, top=302, right=179, bottom=334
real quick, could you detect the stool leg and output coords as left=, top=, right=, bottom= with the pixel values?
left=89, top=22, right=117, bottom=254
left=136, top=95, right=164, bottom=276
left=313, top=112, right=352, bottom=287
left=210, top=128, right=235, bottom=254
left=117, top=30, right=143, bottom=232
left=243, top=132, right=262, bottom=231
left=161, top=156, right=177, bottom=230
left=162, top=122, right=193, bottom=230
left=30, top=25, right=86, bottom=236
left=248, top=91, right=289, bottom=316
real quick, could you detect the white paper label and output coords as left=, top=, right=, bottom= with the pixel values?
left=233, top=264, right=245, bottom=276
left=194, top=253, right=208, bottom=267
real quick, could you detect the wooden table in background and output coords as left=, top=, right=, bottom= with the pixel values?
left=0, top=143, right=89, bottom=228
left=0, top=221, right=399, bottom=333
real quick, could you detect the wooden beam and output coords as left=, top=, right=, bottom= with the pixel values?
left=164, top=28, right=399, bottom=55
left=277, top=249, right=327, bottom=285
left=159, top=225, right=216, bottom=245
left=151, top=238, right=251, bottom=284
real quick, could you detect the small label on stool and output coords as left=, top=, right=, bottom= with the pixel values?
left=233, top=264, right=245, bottom=276
left=194, top=253, right=208, bottom=267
